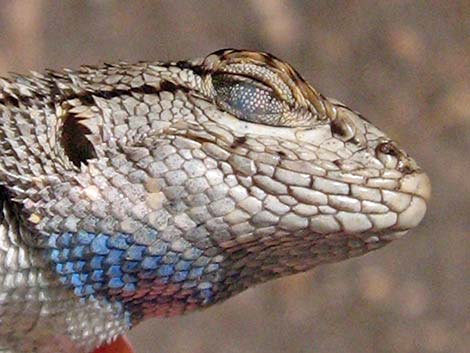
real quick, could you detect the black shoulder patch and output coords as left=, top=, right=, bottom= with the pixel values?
left=60, top=113, right=97, bottom=167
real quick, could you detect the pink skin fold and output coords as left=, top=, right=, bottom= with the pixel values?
left=92, top=335, right=134, bottom=353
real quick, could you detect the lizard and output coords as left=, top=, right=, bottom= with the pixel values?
left=0, top=49, right=431, bottom=353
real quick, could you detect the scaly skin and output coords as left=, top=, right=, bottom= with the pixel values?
left=0, top=49, right=430, bottom=352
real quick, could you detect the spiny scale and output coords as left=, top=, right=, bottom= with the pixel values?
left=0, top=49, right=430, bottom=352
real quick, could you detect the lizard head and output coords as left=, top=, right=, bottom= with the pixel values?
left=0, top=49, right=430, bottom=324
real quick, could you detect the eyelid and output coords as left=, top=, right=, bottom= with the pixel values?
left=202, top=50, right=327, bottom=120
left=212, top=72, right=284, bottom=101
left=211, top=72, right=288, bottom=125
left=213, top=64, right=295, bottom=106
left=203, top=51, right=325, bottom=127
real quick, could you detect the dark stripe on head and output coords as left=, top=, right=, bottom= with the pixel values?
left=62, top=81, right=192, bottom=107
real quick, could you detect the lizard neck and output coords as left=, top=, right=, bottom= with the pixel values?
left=0, top=188, right=129, bottom=352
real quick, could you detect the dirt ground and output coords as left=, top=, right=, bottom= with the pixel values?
left=0, top=1, right=468, bottom=353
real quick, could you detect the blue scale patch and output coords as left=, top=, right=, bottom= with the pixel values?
left=43, top=230, right=220, bottom=321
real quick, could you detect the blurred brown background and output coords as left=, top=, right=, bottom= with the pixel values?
left=0, top=1, right=468, bottom=353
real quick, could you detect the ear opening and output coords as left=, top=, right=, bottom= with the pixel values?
left=60, top=113, right=97, bottom=167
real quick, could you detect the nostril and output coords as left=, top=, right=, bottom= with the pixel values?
left=376, top=142, right=400, bottom=157
left=376, top=142, right=400, bottom=169
left=376, top=142, right=419, bottom=174
left=397, top=162, right=415, bottom=175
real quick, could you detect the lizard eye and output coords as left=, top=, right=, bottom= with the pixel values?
left=212, top=74, right=287, bottom=125
left=204, top=49, right=326, bottom=127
